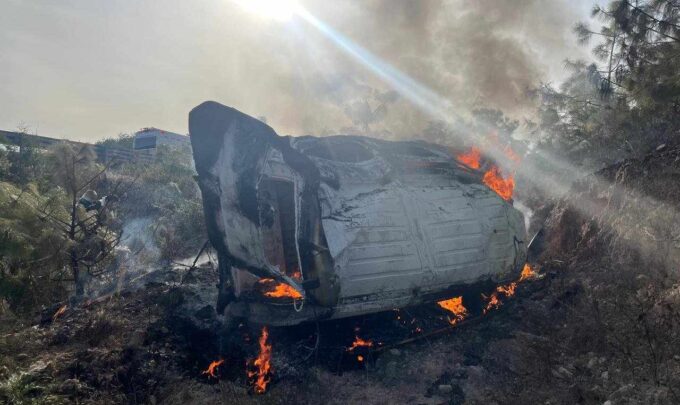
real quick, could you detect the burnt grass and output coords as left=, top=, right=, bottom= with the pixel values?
left=2, top=146, right=680, bottom=404
left=0, top=263, right=535, bottom=405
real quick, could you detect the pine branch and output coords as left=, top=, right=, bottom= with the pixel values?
left=624, top=0, right=680, bottom=29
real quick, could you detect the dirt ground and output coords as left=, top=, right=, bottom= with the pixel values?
left=0, top=262, right=545, bottom=405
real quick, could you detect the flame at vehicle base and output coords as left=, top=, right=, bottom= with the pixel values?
left=347, top=335, right=373, bottom=352
left=346, top=334, right=373, bottom=363
left=437, top=296, right=468, bottom=325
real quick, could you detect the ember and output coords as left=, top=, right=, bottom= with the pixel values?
left=483, top=166, right=515, bottom=201
left=483, top=292, right=502, bottom=314
left=456, top=146, right=482, bottom=169
left=52, top=304, right=67, bottom=322
left=437, top=296, right=468, bottom=325
left=201, top=359, right=225, bottom=379
left=258, top=278, right=303, bottom=299
left=247, top=326, right=272, bottom=394
left=347, top=335, right=373, bottom=352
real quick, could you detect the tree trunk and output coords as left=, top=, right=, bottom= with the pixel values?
left=69, top=193, right=84, bottom=297
left=71, top=247, right=84, bottom=297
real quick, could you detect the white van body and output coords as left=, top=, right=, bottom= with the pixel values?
left=189, top=101, right=527, bottom=325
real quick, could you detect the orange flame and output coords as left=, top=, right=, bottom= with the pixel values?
left=437, top=296, right=468, bottom=326
left=52, top=304, right=67, bottom=322
left=482, top=263, right=538, bottom=314
left=347, top=335, right=373, bottom=352
left=258, top=278, right=303, bottom=299
left=483, top=166, right=515, bottom=201
left=519, top=263, right=536, bottom=282
left=497, top=282, right=517, bottom=297
left=457, top=144, right=517, bottom=201
left=484, top=281, right=518, bottom=314
left=456, top=147, right=482, bottom=169
left=247, top=326, right=272, bottom=394
left=357, top=355, right=364, bottom=362
left=201, top=359, right=225, bottom=379
left=264, top=283, right=302, bottom=299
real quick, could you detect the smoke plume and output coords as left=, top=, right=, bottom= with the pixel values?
left=0, top=0, right=590, bottom=140
left=216, top=0, right=589, bottom=139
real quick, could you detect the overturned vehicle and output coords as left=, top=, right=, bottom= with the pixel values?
left=189, top=101, right=527, bottom=326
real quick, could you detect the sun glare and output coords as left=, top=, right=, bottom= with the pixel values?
left=232, top=0, right=301, bottom=21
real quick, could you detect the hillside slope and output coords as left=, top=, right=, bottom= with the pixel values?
left=1, top=147, right=679, bottom=404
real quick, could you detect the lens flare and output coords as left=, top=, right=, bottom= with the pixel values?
left=232, top=2, right=678, bottom=268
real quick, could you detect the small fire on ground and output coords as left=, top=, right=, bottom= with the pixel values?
left=346, top=332, right=374, bottom=363
left=201, top=264, right=537, bottom=392
left=484, top=264, right=537, bottom=314
left=201, top=359, right=225, bottom=379
left=346, top=335, right=374, bottom=352
left=519, top=263, right=537, bottom=282
left=247, top=326, right=273, bottom=394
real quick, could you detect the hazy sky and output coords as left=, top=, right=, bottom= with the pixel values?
left=1, top=0, right=598, bottom=142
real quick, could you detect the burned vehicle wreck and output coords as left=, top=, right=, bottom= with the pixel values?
left=189, top=101, right=527, bottom=326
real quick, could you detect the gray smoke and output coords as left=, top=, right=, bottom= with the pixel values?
left=0, top=0, right=590, bottom=140
left=265, top=0, right=590, bottom=138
